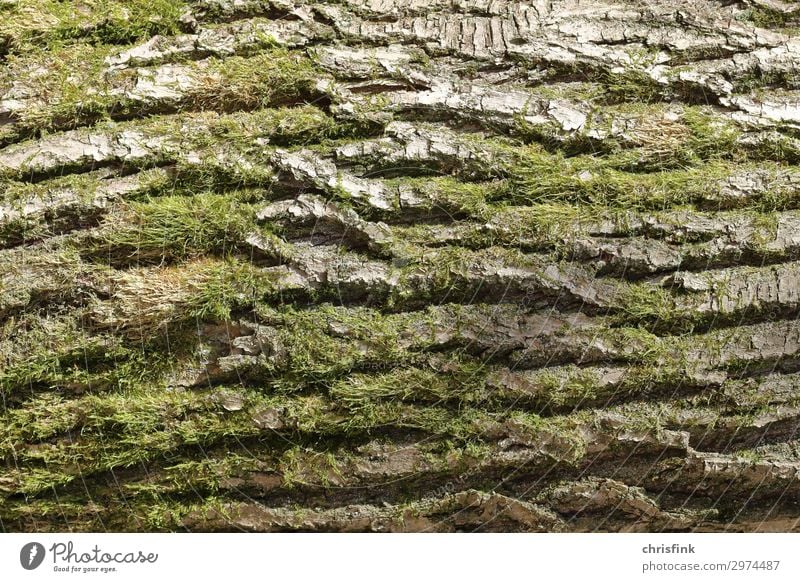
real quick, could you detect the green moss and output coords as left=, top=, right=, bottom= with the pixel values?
left=746, top=130, right=800, bottom=164
left=529, top=366, right=630, bottom=408
left=187, top=50, right=320, bottom=111
left=187, top=259, right=278, bottom=321
left=508, top=411, right=590, bottom=463
left=614, top=282, right=681, bottom=327
left=515, top=102, right=750, bottom=166
left=0, top=496, right=107, bottom=532
left=0, top=43, right=121, bottom=139
left=603, top=68, right=663, bottom=104
left=510, top=149, right=732, bottom=209
left=0, top=387, right=512, bottom=497
left=0, top=213, right=50, bottom=247
left=329, top=361, right=490, bottom=408
left=682, top=109, right=742, bottom=161
left=0, top=46, right=334, bottom=141
left=0, top=103, right=356, bottom=184
left=1, top=170, right=115, bottom=205
left=377, top=176, right=505, bottom=219
left=598, top=48, right=663, bottom=102
left=0, top=1, right=189, bottom=52
left=749, top=211, right=782, bottom=251
left=254, top=304, right=432, bottom=385
left=0, top=312, right=192, bottom=400
left=0, top=387, right=276, bottom=495
left=738, top=6, right=798, bottom=31
left=87, top=193, right=262, bottom=265
left=153, top=455, right=272, bottom=495
left=91, top=257, right=280, bottom=339
left=515, top=109, right=597, bottom=155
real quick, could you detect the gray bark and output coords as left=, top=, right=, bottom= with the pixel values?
left=2, top=0, right=800, bottom=533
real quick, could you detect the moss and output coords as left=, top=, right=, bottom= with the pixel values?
left=378, top=176, right=505, bottom=220
left=2, top=171, right=111, bottom=206
left=613, top=282, right=681, bottom=327
left=482, top=202, right=593, bottom=246
left=0, top=332, right=164, bottom=400
left=0, top=317, right=89, bottom=395
left=145, top=455, right=272, bottom=496
left=3, top=0, right=797, bottom=536
left=187, top=49, right=320, bottom=111
left=0, top=247, right=92, bottom=321
left=329, top=361, right=490, bottom=408
left=0, top=47, right=334, bottom=141
left=0, top=104, right=354, bottom=184
left=0, top=213, right=50, bottom=247
left=254, top=304, right=433, bottom=385
left=609, top=276, right=763, bottom=334
left=515, top=102, right=751, bottom=166
left=387, top=244, right=545, bottom=309
left=745, top=130, right=800, bottom=164
left=0, top=387, right=279, bottom=495
left=0, top=1, right=189, bottom=52
left=86, top=193, right=262, bottom=265
left=510, top=149, right=732, bottom=210
left=738, top=6, right=798, bottom=31
left=341, top=92, right=393, bottom=135
left=748, top=211, right=782, bottom=252
left=2, top=389, right=521, bottom=498
left=732, top=66, right=800, bottom=93
left=93, top=258, right=280, bottom=338
left=733, top=448, right=765, bottom=463
left=525, top=365, right=634, bottom=409
left=506, top=109, right=800, bottom=211
left=0, top=43, right=121, bottom=140
left=682, top=109, right=742, bottom=161
left=515, top=110, right=597, bottom=155
left=0, top=496, right=108, bottom=532
left=507, top=411, right=590, bottom=463
left=602, top=68, right=664, bottom=104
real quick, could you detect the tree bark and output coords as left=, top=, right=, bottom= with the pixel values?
left=1, top=0, right=800, bottom=532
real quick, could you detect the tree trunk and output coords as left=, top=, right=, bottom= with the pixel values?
left=1, top=0, right=800, bottom=532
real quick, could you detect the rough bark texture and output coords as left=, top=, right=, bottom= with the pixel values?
left=1, top=0, right=800, bottom=533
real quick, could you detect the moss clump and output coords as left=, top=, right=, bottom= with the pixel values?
left=0, top=43, right=120, bottom=139
left=507, top=411, right=590, bottom=463
left=478, top=202, right=615, bottom=251
left=738, top=6, right=798, bottom=31
left=254, top=304, right=432, bottom=385
left=88, top=193, right=260, bottom=265
left=0, top=389, right=509, bottom=497
left=92, top=258, right=279, bottom=338
left=524, top=366, right=629, bottom=409
left=0, top=104, right=351, bottom=183
left=602, top=69, right=664, bottom=104
left=0, top=309, right=202, bottom=401
left=0, top=47, right=332, bottom=141
left=510, top=151, right=732, bottom=210
left=0, top=388, right=272, bottom=495
left=613, top=283, right=681, bottom=327
left=187, top=50, right=321, bottom=111
left=0, top=1, right=189, bottom=52
left=329, top=361, right=490, bottom=408
left=373, top=176, right=505, bottom=220
left=184, top=105, right=343, bottom=150
left=681, top=109, right=742, bottom=161
left=515, top=102, right=747, bottom=167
